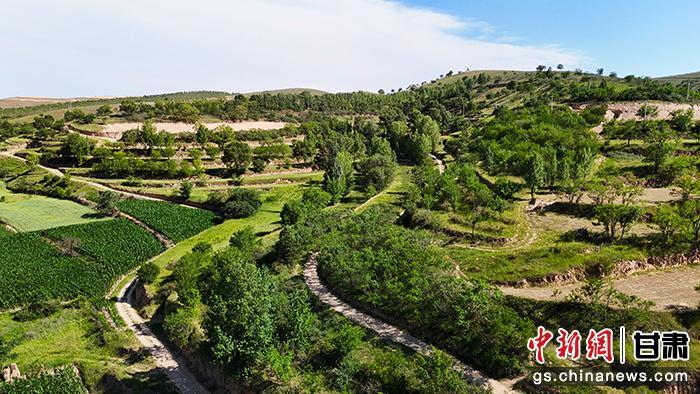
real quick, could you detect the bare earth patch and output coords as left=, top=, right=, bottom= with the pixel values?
left=500, top=265, right=700, bottom=311
left=600, top=102, right=700, bottom=121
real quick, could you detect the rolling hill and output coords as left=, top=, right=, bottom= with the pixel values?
left=655, top=71, right=700, bottom=86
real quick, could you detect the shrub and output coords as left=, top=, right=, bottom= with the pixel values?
left=213, top=188, right=262, bottom=219
left=137, top=262, right=160, bottom=284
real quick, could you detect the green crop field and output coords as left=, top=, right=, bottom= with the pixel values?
left=0, top=233, right=107, bottom=308
left=0, top=366, right=86, bottom=394
left=0, top=219, right=163, bottom=309
left=43, top=218, right=164, bottom=273
left=116, top=199, right=218, bottom=242
left=0, top=183, right=107, bottom=232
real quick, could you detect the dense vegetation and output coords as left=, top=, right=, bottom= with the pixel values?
left=43, top=218, right=164, bottom=271
left=0, top=219, right=162, bottom=309
left=157, top=234, right=484, bottom=392
left=2, top=66, right=700, bottom=392
left=116, top=199, right=218, bottom=242
left=0, top=366, right=86, bottom=394
left=279, top=207, right=534, bottom=378
left=0, top=233, right=106, bottom=308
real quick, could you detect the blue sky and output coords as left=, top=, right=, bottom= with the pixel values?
left=406, top=0, right=700, bottom=78
left=1, top=0, right=697, bottom=97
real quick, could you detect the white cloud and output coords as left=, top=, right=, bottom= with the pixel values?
left=0, top=0, right=587, bottom=97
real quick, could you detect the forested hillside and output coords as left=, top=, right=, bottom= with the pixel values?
left=1, top=67, right=698, bottom=393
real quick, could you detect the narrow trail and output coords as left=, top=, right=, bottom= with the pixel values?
left=499, top=265, right=700, bottom=311
left=115, top=279, right=209, bottom=394
left=322, top=155, right=519, bottom=392
left=304, top=254, right=519, bottom=394
left=430, top=153, right=445, bottom=174
left=121, top=212, right=174, bottom=248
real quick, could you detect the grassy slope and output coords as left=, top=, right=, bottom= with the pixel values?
left=0, top=183, right=106, bottom=232
left=0, top=307, right=167, bottom=391
left=355, top=165, right=411, bottom=213
left=141, top=185, right=302, bottom=298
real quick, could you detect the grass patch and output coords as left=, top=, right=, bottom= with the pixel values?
left=0, top=183, right=106, bottom=232
left=445, top=232, right=646, bottom=282
left=70, top=123, right=104, bottom=133
left=0, top=305, right=172, bottom=392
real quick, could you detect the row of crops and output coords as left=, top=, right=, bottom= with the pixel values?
left=0, top=219, right=163, bottom=309
left=43, top=219, right=164, bottom=274
left=116, top=199, right=218, bottom=242
left=0, top=366, right=86, bottom=394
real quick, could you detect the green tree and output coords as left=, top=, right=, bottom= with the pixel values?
left=670, top=109, right=694, bottom=132
left=60, top=133, right=94, bottom=165
left=229, top=226, right=258, bottom=256
left=595, top=204, right=644, bottom=240
left=222, top=141, right=252, bottom=175
left=291, top=138, right=316, bottom=162
left=280, top=289, right=313, bottom=348
left=323, top=150, right=354, bottom=204
left=25, top=152, right=40, bottom=168
left=358, top=153, right=396, bottom=192
left=137, top=262, right=160, bottom=284
left=652, top=204, right=683, bottom=242
left=643, top=123, right=676, bottom=173
left=214, top=188, right=261, bottom=218
left=524, top=152, right=545, bottom=199
left=96, top=105, right=113, bottom=116
left=195, top=123, right=210, bottom=147
left=280, top=200, right=308, bottom=226
left=672, top=173, right=699, bottom=202
left=301, top=188, right=331, bottom=208
left=204, top=250, right=276, bottom=379
left=96, top=190, right=119, bottom=216
left=251, top=157, right=267, bottom=173
left=140, top=120, right=159, bottom=152
left=178, top=181, right=193, bottom=200
left=679, top=200, right=700, bottom=247
left=636, top=104, right=658, bottom=119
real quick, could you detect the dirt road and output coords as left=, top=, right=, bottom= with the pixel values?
left=500, top=265, right=700, bottom=311
left=304, top=254, right=519, bottom=394
left=116, top=280, right=209, bottom=394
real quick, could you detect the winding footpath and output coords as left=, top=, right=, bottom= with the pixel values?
left=116, top=279, right=209, bottom=394
left=305, top=156, right=520, bottom=392
left=304, top=254, right=518, bottom=394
